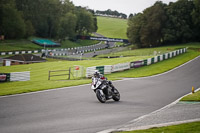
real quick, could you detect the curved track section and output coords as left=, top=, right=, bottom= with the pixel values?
left=0, top=56, right=200, bottom=133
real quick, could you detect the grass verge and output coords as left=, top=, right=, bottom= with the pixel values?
left=0, top=56, right=151, bottom=96
left=0, top=39, right=42, bottom=52
left=0, top=39, right=98, bottom=52
left=106, top=49, right=199, bottom=79
left=97, top=16, right=128, bottom=39
left=119, top=121, right=200, bottom=133
left=180, top=90, right=200, bottom=101
left=60, top=40, right=99, bottom=48
left=0, top=43, right=200, bottom=96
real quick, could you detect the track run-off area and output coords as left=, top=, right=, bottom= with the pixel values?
left=0, top=56, right=200, bottom=133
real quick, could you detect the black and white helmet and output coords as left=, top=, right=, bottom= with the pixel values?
left=94, top=70, right=100, bottom=78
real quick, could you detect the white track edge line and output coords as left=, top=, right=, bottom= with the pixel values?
left=1, top=55, right=200, bottom=98
left=98, top=87, right=200, bottom=133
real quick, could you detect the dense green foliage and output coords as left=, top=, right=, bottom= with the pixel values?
left=96, top=9, right=127, bottom=19
left=0, top=0, right=26, bottom=39
left=127, top=0, right=200, bottom=47
left=0, top=0, right=97, bottom=40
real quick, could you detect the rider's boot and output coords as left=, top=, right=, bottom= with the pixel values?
left=108, top=81, right=118, bottom=94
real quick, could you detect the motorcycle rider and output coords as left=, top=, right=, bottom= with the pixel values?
left=92, top=70, right=116, bottom=92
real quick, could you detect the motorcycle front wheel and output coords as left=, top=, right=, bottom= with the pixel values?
left=96, top=89, right=106, bottom=103
left=112, top=88, right=120, bottom=101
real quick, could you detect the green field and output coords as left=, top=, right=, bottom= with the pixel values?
left=0, top=39, right=98, bottom=52
left=60, top=40, right=99, bottom=48
left=181, top=90, right=200, bottom=101
left=120, top=121, right=200, bottom=133
left=97, top=16, right=128, bottom=39
left=0, top=39, right=42, bottom=52
left=0, top=55, right=151, bottom=96
left=0, top=16, right=200, bottom=96
left=96, top=47, right=179, bottom=58
left=0, top=43, right=200, bottom=96
left=1, top=16, right=199, bottom=133
left=0, top=16, right=128, bottom=52
left=106, top=49, right=199, bottom=79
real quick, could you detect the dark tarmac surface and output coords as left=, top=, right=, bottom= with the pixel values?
left=102, top=98, right=200, bottom=132
left=0, top=56, right=200, bottom=133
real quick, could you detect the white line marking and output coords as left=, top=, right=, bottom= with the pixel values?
left=122, top=118, right=200, bottom=132
left=0, top=83, right=90, bottom=99
left=1, top=56, right=199, bottom=98
left=98, top=88, right=200, bottom=133
left=128, top=87, right=200, bottom=124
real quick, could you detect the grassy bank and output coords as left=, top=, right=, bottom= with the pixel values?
left=60, top=40, right=99, bottom=48
left=0, top=43, right=200, bottom=96
left=0, top=39, right=98, bottom=52
left=106, top=49, right=199, bottom=79
left=97, top=16, right=128, bottom=39
left=120, top=121, right=200, bottom=133
left=0, top=56, right=151, bottom=96
left=181, top=90, right=200, bottom=101
left=0, top=39, right=42, bottom=52
left=96, top=47, right=177, bottom=58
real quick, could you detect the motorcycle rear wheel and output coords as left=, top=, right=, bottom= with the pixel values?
left=96, top=89, right=106, bottom=103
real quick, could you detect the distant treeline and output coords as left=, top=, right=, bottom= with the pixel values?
left=127, top=0, right=200, bottom=47
left=0, top=0, right=97, bottom=40
left=95, top=9, right=127, bottom=19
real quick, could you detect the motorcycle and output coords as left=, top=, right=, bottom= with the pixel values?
left=91, top=77, right=120, bottom=103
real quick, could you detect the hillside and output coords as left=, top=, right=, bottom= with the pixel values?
left=97, top=16, right=128, bottom=39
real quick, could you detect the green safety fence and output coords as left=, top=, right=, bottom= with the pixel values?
left=143, top=59, right=148, bottom=66
left=163, top=54, right=166, bottom=60
left=158, top=56, right=160, bottom=62
left=96, top=66, right=105, bottom=75
left=151, top=58, right=154, bottom=64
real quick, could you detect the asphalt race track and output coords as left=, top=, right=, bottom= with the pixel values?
left=0, top=56, right=200, bottom=133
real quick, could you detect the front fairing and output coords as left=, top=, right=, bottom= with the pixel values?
left=91, top=77, right=102, bottom=90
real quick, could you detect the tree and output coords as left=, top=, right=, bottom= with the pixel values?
left=139, top=1, right=167, bottom=47
left=163, top=0, right=194, bottom=43
left=127, top=1, right=167, bottom=47
left=0, top=0, right=26, bottom=39
left=127, top=13, right=144, bottom=47
left=15, top=0, right=63, bottom=38
left=95, top=9, right=127, bottom=19
left=76, top=7, right=95, bottom=35
left=128, top=13, right=134, bottom=19
left=88, top=9, right=98, bottom=32
left=25, top=20, right=35, bottom=38
left=58, top=12, right=77, bottom=40
left=192, top=0, right=200, bottom=41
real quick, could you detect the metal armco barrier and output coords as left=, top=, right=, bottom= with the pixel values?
left=0, top=50, right=41, bottom=56
left=130, top=61, right=144, bottom=68
left=0, top=73, right=10, bottom=82
left=10, top=71, right=30, bottom=81
left=104, top=65, right=112, bottom=74
left=86, top=48, right=187, bottom=78
left=0, top=72, right=30, bottom=82
left=112, top=62, right=130, bottom=73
